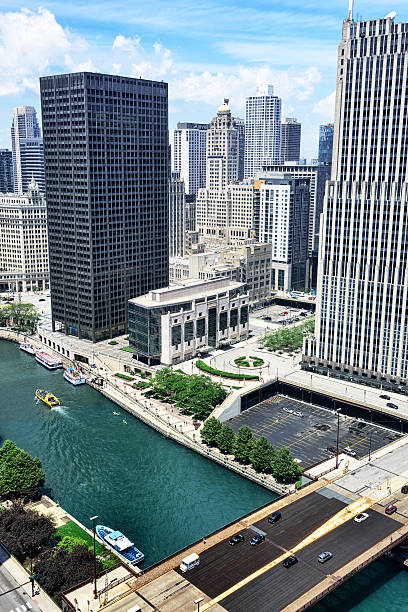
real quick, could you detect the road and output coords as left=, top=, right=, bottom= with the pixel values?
left=0, top=547, right=40, bottom=612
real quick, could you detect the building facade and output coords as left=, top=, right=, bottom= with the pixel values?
left=0, top=178, right=49, bottom=292
left=318, top=123, right=334, bottom=166
left=40, top=72, right=169, bottom=341
left=170, top=122, right=207, bottom=197
left=304, top=12, right=408, bottom=384
left=129, top=278, right=249, bottom=365
left=0, top=150, right=13, bottom=193
left=11, top=106, right=45, bottom=195
left=169, top=172, right=186, bottom=257
left=234, top=117, right=245, bottom=181
left=280, top=118, right=301, bottom=163
left=244, top=85, right=282, bottom=179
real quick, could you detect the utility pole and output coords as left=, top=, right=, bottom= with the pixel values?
left=336, top=409, right=341, bottom=469
left=90, top=515, right=99, bottom=598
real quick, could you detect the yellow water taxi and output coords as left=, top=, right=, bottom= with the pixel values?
left=35, top=389, right=60, bottom=408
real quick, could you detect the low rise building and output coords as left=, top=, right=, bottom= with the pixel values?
left=128, top=278, right=249, bottom=365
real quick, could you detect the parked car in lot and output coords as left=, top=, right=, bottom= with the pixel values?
left=250, top=534, right=265, bottom=546
left=386, top=402, right=398, bottom=409
left=380, top=394, right=390, bottom=400
left=343, top=446, right=357, bottom=457
left=268, top=511, right=281, bottom=524
left=327, top=446, right=337, bottom=454
left=293, top=411, right=303, bottom=417
left=401, top=484, right=408, bottom=494
left=282, top=407, right=293, bottom=414
left=354, top=512, right=369, bottom=523
left=385, top=504, right=397, bottom=515
left=283, top=555, right=298, bottom=568
left=318, top=551, right=333, bottom=564
left=229, top=534, right=245, bottom=546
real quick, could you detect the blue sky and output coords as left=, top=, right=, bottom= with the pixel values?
left=0, top=1, right=407, bottom=157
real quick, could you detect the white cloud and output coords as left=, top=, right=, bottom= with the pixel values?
left=312, top=91, right=336, bottom=120
left=112, top=35, right=142, bottom=53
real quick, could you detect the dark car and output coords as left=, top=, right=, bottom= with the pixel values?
left=268, top=511, right=282, bottom=524
left=283, top=555, right=298, bottom=568
left=401, top=485, right=408, bottom=494
left=326, top=446, right=337, bottom=454
left=250, top=534, right=265, bottom=546
left=39, top=298, right=46, bottom=302
left=385, top=504, right=397, bottom=515
left=380, top=394, right=390, bottom=400
left=229, top=534, right=245, bottom=546
left=386, top=402, right=398, bottom=410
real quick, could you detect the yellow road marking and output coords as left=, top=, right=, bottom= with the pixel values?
left=201, top=497, right=374, bottom=611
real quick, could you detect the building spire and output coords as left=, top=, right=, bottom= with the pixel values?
left=347, top=0, right=353, bottom=21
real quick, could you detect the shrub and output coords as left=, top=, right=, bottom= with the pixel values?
left=196, top=360, right=259, bottom=381
left=114, top=372, right=134, bottom=381
left=108, top=340, right=118, bottom=345
left=0, top=504, right=55, bottom=562
left=0, top=440, right=45, bottom=496
left=120, top=346, right=133, bottom=353
left=134, top=381, right=150, bottom=389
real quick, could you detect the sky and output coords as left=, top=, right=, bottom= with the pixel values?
left=1, top=1, right=407, bottom=158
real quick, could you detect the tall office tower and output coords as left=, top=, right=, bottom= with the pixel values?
left=244, top=84, right=281, bottom=179
left=11, top=106, right=45, bottom=195
left=280, top=118, right=301, bottom=163
left=40, top=72, right=169, bottom=341
left=169, top=172, right=186, bottom=257
left=257, top=175, right=310, bottom=290
left=170, top=122, right=207, bottom=197
left=304, top=11, right=408, bottom=385
left=0, top=150, right=13, bottom=193
left=234, top=117, right=245, bottom=181
left=318, top=123, right=334, bottom=166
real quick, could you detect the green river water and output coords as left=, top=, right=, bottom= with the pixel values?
left=0, top=339, right=406, bottom=610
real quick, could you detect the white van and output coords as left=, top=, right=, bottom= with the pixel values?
left=126, top=606, right=142, bottom=612
left=179, top=553, right=200, bottom=572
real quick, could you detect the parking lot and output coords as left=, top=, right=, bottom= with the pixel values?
left=226, top=396, right=404, bottom=468
left=251, top=304, right=312, bottom=326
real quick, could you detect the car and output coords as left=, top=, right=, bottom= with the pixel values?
left=229, top=534, right=245, bottom=546
left=380, top=394, right=390, bottom=400
left=282, top=407, right=293, bottom=414
left=268, top=511, right=282, bottom=524
left=300, top=312, right=308, bottom=317
left=250, top=534, right=265, bottom=546
left=385, top=504, right=397, bottom=515
left=39, top=298, right=46, bottom=302
left=354, top=512, right=369, bottom=523
left=343, top=447, right=357, bottom=457
left=386, top=402, right=398, bottom=410
left=401, top=485, right=408, bottom=494
left=318, top=551, right=333, bottom=564
left=327, top=446, right=337, bottom=454
left=293, top=411, right=303, bottom=417
left=283, top=555, right=298, bottom=568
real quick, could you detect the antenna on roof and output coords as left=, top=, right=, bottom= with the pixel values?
left=347, top=0, right=354, bottom=21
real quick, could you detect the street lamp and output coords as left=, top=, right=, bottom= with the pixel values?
left=90, top=515, right=99, bottom=598
left=194, top=597, right=204, bottom=612
left=335, top=408, right=341, bottom=469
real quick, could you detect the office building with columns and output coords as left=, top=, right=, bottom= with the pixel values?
left=11, top=106, right=45, bottom=195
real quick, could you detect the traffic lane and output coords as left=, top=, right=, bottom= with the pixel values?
left=222, top=508, right=402, bottom=612
left=0, top=558, right=39, bottom=612
left=176, top=494, right=346, bottom=598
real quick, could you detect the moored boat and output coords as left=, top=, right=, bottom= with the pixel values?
left=20, top=342, right=36, bottom=355
left=35, top=350, right=62, bottom=370
left=63, top=367, right=86, bottom=385
left=35, top=389, right=60, bottom=407
left=96, top=525, right=144, bottom=565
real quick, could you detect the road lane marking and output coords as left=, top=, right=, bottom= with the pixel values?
left=26, top=605, right=32, bottom=610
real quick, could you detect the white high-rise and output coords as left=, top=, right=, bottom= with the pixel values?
left=170, top=123, right=207, bottom=197
left=11, top=106, right=45, bottom=195
left=304, top=11, right=408, bottom=385
left=244, top=85, right=281, bottom=179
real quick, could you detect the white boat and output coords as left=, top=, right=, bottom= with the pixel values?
left=63, top=367, right=86, bottom=385
left=35, top=350, right=62, bottom=370
left=20, top=342, right=36, bottom=355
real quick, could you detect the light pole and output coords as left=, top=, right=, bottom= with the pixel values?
left=335, top=408, right=341, bottom=469
left=368, top=431, right=373, bottom=462
left=90, top=515, right=99, bottom=598
left=194, top=597, right=204, bottom=612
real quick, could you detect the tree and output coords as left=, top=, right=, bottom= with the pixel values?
left=58, top=535, right=89, bottom=554
left=232, top=426, right=254, bottom=463
left=200, top=417, right=222, bottom=445
left=0, top=504, right=55, bottom=561
left=249, top=437, right=275, bottom=472
left=0, top=440, right=45, bottom=495
left=8, top=303, right=40, bottom=332
left=216, top=424, right=235, bottom=454
left=271, top=448, right=302, bottom=482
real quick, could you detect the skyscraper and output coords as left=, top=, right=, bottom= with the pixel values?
left=304, top=11, right=408, bottom=385
left=244, top=85, right=281, bottom=179
left=11, top=106, right=45, bottom=194
left=318, top=123, right=334, bottom=166
left=170, top=123, right=207, bottom=197
left=234, top=117, right=245, bottom=181
left=40, top=72, right=169, bottom=341
left=0, top=150, right=13, bottom=193
left=280, top=118, right=301, bottom=163
left=169, top=172, right=186, bottom=257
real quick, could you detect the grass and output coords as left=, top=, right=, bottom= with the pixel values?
left=120, top=346, right=133, bottom=353
left=196, top=360, right=259, bottom=381
left=55, top=521, right=117, bottom=569
left=114, top=372, right=134, bottom=381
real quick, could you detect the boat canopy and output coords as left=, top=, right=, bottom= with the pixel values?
left=106, top=531, right=134, bottom=551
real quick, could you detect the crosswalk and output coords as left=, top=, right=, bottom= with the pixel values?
left=9, top=602, right=32, bottom=612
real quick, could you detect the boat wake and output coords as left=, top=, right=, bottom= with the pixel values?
left=51, top=405, right=69, bottom=416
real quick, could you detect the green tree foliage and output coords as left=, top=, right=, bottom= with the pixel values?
left=58, top=535, right=88, bottom=554
left=200, top=416, right=222, bottom=446
left=0, top=440, right=45, bottom=495
left=232, top=426, right=254, bottom=463
left=149, top=367, right=227, bottom=420
left=0, top=504, right=54, bottom=561
left=260, top=318, right=315, bottom=352
left=216, top=424, right=235, bottom=454
left=271, top=448, right=302, bottom=482
left=8, top=303, right=40, bottom=332
left=249, top=436, right=275, bottom=472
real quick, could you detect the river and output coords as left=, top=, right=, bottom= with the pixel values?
left=1, top=340, right=406, bottom=609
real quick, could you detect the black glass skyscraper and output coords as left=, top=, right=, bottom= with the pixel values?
left=40, top=72, right=169, bottom=341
